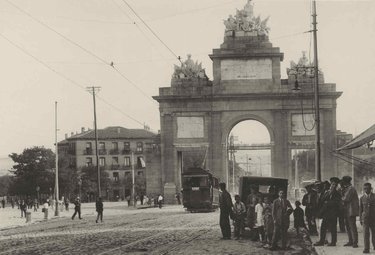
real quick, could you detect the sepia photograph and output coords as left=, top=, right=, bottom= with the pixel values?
left=0, top=0, right=374, bottom=254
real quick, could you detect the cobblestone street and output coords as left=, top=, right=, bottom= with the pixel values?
left=0, top=203, right=315, bottom=255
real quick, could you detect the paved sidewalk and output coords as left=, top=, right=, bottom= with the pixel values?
left=311, top=221, right=368, bottom=255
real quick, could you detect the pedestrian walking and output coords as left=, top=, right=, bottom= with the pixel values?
left=270, top=189, right=293, bottom=251
left=1, top=198, right=5, bottom=208
left=232, top=195, right=246, bottom=240
left=64, top=197, right=69, bottom=211
left=71, top=197, right=82, bottom=220
left=359, top=183, right=375, bottom=254
left=293, top=201, right=306, bottom=235
left=158, top=194, right=163, bottom=209
left=126, top=195, right=131, bottom=207
left=20, top=200, right=27, bottom=218
left=42, top=200, right=49, bottom=220
left=341, top=175, right=359, bottom=248
left=314, top=177, right=341, bottom=247
left=140, top=194, right=144, bottom=205
left=10, top=198, right=14, bottom=209
left=175, top=193, right=181, bottom=205
left=95, top=197, right=103, bottom=223
left=219, top=182, right=233, bottom=240
left=33, top=199, right=37, bottom=212
left=302, top=184, right=318, bottom=235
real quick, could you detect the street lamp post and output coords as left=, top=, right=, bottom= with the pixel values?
left=78, top=178, right=82, bottom=199
left=36, top=186, right=40, bottom=205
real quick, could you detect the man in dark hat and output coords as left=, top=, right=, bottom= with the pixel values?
left=360, top=183, right=375, bottom=253
left=302, top=184, right=318, bottom=235
left=314, top=178, right=341, bottom=247
left=341, top=175, right=359, bottom=248
left=219, top=182, right=233, bottom=239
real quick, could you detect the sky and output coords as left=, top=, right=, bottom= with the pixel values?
left=1, top=0, right=374, bottom=174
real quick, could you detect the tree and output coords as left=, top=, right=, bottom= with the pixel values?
left=0, top=175, right=13, bottom=196
left=8, top=147, right=55, bottom=196
left=80, top=165, right=110, bottom=200
left=58, top=156, right=79, bottom=199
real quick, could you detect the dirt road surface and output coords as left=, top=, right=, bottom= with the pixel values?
left=0, top=204, right=315, bottom=255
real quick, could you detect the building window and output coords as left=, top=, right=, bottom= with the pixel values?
left=86, top=142, right=92, bottom=149
left=99, top=157, right=106, bottom=166
left=85, top=142, right=92, bottom=155
left=112, top=157, right=119, bottom=165
left=137, top=171, right=143, bottom=176
left=123, top=142, right=130, bottom=154
left=137, top=156, right=146, bottom=168
left=99, top=142, right=105, bottom=150
left=124, top=157, right=131, bottom=167
left=111, top=142, right=119, bottom=154
left=136, top=142, right=143, bottom=153
left=86, top=157, right=92, bottom=167
left=113, top=172, right=119, bottom=182
left=99, top=142, right=106, bottom=155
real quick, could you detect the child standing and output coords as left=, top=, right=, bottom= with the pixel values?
left=96, top=197, right=103, bottom=223
left=233, top=195, right=246, bottom=240
left=263, top=196, right=274, bottom=245
left=293, top=200, right=306, bottom=234
left=254, top=197, right=265, bottom=242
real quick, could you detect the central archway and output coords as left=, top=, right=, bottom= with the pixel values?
left=226, top=119, right=272, bottom=193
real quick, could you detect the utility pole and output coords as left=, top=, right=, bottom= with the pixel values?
left=87, top=86, right=101, bottom=197
left=312, top=0, right=321, bottom=181
left=131, top=152, right=135, bottom=206
left=54, top=101, right=59, bottom=216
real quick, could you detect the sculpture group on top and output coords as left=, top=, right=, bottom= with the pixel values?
left=224, top=0, right=270, bottom=35
left=287, top=52, right=323, bottom=79
left=173, top=54, right=207, bottom=80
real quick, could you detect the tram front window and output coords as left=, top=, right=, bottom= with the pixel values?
left=182, top=176, right=208, bottom=188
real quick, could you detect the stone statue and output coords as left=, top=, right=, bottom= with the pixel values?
left=173, top=54, right=207, bottom=79
left=223, top=0, right=270, bottom=35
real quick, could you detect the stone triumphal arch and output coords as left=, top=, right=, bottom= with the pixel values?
left=154, top=1, right=342, bottom=202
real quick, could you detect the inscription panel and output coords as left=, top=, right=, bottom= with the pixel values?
left=291, top=113, right=315, bottom=136
left=177, top=117, right=204, bottom=138
left=221, top=59, right=272, bottom=80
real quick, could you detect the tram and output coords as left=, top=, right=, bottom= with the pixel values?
left=181, top=167, right=220, bottom=212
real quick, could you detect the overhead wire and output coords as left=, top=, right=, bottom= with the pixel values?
left=0, top=32, right=146, bottom=128
left=119, top=0, right=182, bottom=64
left=4, top=0, right=156, bottom=104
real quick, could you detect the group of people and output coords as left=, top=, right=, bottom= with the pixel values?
left=219, top=182, right=294, bottom=250
left=219, top=176, right=375, bottom=253
left=302, top=175, right=375, bottom=254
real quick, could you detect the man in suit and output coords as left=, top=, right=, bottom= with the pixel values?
left=342, top=176, right=359, bottom=248
left=302, top=184, right=318, bottom=235
left=314, top=177, right=341, bottom=246
left=219, top=182, right=233, bottom=239
left=360, top=183, right=375, bottom=253
left=270, top=189, right=293, bottom=250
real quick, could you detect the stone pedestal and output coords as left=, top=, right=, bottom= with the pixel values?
left=163, top=182, right=176, bottom=204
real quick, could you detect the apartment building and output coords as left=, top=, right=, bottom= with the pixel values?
left=58, top=126, right=161, bottom=200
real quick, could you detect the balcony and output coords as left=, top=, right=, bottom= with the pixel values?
left=111, top=164, right=120, bottom=170
left=110, top=149, right=119, bottom=155
left=99, top=149, right=107, bottom=155
left=121, top=165, right=131, bottom=170
left=122, top=149, right=131, bottom=155
left=83, top=148, right=93, bottom=155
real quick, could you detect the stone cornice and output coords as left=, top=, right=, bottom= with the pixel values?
left=209, top=52, right=284, bottom=61
left=153, top=91, right=342, bottom=102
